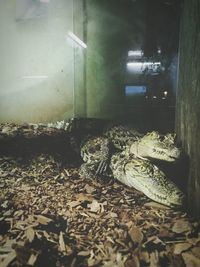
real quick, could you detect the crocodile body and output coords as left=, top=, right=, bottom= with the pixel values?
left=80, top=125, right=184, bottom=208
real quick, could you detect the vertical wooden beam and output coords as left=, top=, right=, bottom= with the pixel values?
left=73, top=0, right=87, bottom=117
left=176, top=0, right=200, bottom=218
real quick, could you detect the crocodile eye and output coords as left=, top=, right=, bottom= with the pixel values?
left=112, top=158, right=117, bottom=164
left=88, top=147, right=95, bottom=153
left=95, top=144, right=101, bottom=150
left=160, top=135, right=165, bottom=142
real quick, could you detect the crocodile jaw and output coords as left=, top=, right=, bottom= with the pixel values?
left=129, top=140, right=181, bottom=162
left=125, top=169, right=185, bottom=207
left=111, top=155, right=185, bottom=208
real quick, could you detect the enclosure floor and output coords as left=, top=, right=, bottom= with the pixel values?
left=0, top=153, right=200, bottom=267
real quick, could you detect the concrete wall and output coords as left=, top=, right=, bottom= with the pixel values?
left=0, top=0, right=74, bottom=123
left=176, top=0, right=200, bottom=217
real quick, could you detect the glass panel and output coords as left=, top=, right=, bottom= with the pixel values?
left=0, top=0, right=74, bottom=123
left=84, top=0, right=180, bottom=126
left=0, top=0, right=181, bottom=128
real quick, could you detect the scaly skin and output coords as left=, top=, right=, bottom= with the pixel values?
left=80, top=127, right=184, bottom=208
left=128, top=131, right=181, bottom=162
left=110, top=152, right=185, bottom=208
left=103, top=125, right=143, bottom=150
left=80, top=136, right=111, bottom=178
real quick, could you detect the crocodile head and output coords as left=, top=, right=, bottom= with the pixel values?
left=111, top=153, right=185, bottom=208
left=129, top=131, right=181, bottom=162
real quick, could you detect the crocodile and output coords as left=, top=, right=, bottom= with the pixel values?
left=110, top=152, right=184, bottom=208
left=80, top=126, right=184, bottom=208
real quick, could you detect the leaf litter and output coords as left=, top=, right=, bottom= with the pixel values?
left=0, top=123, right=200, bottom=267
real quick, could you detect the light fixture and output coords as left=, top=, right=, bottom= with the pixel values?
left=163, top=91, right=168, bottom=96
left=127, top=62, right=161, bottom=67
left=67, top=31, right=87, bottom=49
left=128, top=50, right=143, bottom=58
left=21, top=76, right=48, bottom=79
left=126, top=62, right=161, bottom=74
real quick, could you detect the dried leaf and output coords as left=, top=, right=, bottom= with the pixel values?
left=87, top=250, right=95, bottom=267
left=151, top=236, right=164, bottom=245
left=68, top=200, right=81, bottom=208
left=21, top=184, right=31, bottom=191
left=102, top=252, right=127, bottom=267
left=143, top=236, right=165, bottom=249
left=125, top=255, right=140, bottom=267
left=88, top=258, right=97, bottom=267
left=106, top=236, right=115, bottom=244
left=43, top=230, right=51, bottom=239
left=0, top=247, right=13, bottom=253
left=158, top=228, right=173, bottom=238
left=172, top=219, right=192, bottom=234
left=149, top=251, right=159, bottom=267
left=63, top=169, right=70, bottom=176
left=144, top=202, right=170, bottom=209
left=25, top=227, right=35, bottom=243
left=139, top=250, right=150, bottom=264
left=77, top=193, right=93, bottom=202
left=128, top=225, right=143, bottom=244
left=27, top=253, right=38, bottom=266
left=88, top=200, right=101, bottom=213
left=14, top=210, right=24, bottom=218
left=1, top=201, right=9, bottom=209
left=59, top=232, right=66, bottom=252
left=182, top=252, right=200, bottom=267
left=35, top=215, right=52, bottom=225
left=78, top=251, right=91, bottom=256
left=0, top=251, right=16, bottom=267
left=65, top=244, right=73, bottom=256
left=84, top=184, right=95, bottom=194
left=109, top=212, right=118, bottom=218
left=188, top=235, right=200, bottom=245
left=174, top=242, right=192, bottom=254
